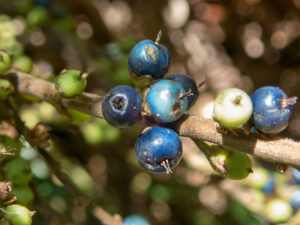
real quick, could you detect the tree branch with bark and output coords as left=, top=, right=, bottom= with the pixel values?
left=4, top=69, right=300, bottom=170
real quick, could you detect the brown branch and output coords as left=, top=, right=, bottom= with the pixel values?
left=5, top=69, right=300, bottom=169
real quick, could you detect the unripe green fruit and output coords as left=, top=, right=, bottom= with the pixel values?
left=206, top=146, right=252, bottom=180
left=0, top=50, right=11, bottom=75
left=5, top=204, right=33, bottom=225
left=56, top=70, right=87, bottom=97
left=6, top=159, right=32, bottom=186
left=26, top=6, right=48, bottom=27
left=12, top=55, right=32, bottom=73
left=246, top=167, right=269, bottom=189
left=213, top=88, right=253, bottom=128
left=225, top=152, right=252, bottom=180
left=11, top=186, right=34, bottom=206
left=0, top=79, right=13, bottom=98
left=265, top=199, right=292, bottom=223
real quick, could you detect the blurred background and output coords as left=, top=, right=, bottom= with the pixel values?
left=0, top=0, right=300, bottom=224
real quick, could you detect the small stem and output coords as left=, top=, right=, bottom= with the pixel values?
left=0, top=208, right=7, bottom=214
left=155, top=30, right=162, bottom=45
left=197, top=79, right=207, bottom=89
left=280, top=96, right=298, bottom=108
left=78, top=72, right=89, bottom=80
left=178, top=89, right=193, bottom=100
left=232, top=95, right=242, bottom=105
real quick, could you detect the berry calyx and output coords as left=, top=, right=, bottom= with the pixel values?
left=251, top=86, right=297, bottom=134
left=55, top=70, right=87, bottom=97
left=135, top=127, right=182, bottom=173
left=167, top=74, right=199, bottom=109
left=102, top=85, right=142, bottom=127
left=128, top=31, right=170, bottom=79
left=4, top=204, right=34, bottom=225
left=213, top=88, right=253, bottom=129
left=0, top=49, right=11, bottom=75
left=146, top=80, right=188, bottom=123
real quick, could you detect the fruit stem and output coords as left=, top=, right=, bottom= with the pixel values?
left=155, top=30, right=162, bottom=45
left=232, top=95, right=242, bottom=105
left=30, top=211, right=36, bottom=217
left=197, top=79, right=207, bottom=89
left=79, top=72, right=89, bottom=79
left=280, top=96, right=298, bottom=108
left=0, top=208, right=7, bottom=214
left=160, top=159, right=173, bottom=174
left=178, top=89, right=193, bottom=99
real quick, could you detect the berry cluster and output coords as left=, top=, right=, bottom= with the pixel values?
left=96, top=31, right=298, bottom=177
left=101, top=31, right=200, bottom=174
left=213, top=86, right=297, bottom=135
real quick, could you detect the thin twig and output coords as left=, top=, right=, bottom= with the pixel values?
left=5, top=69, right=300, bottom=169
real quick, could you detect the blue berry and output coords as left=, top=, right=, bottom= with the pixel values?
left=261, top=175, right=275, bottom=194
left=146, top=80, right=188, bottom=123
left=291, top=188, right=300, bottom=210
left=135, top=127, right=182, bottom=173
left=167, top=74, right=199, bottom=109
left=251, top=86, right=297, bottom=134
left=292, top=168, right=300, bottom=184
left=128, top=31, right=170, bottom=79
left=102, top=85, right=142, bottom=127
left=123, top=215, right=150, bottom=225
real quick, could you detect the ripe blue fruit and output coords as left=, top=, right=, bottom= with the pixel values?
left=261, top=175, right=275, bottom=194
left=290, top=188, right=300, bottom=210
left=123, top=215, right=150, bottom=225
left=146, top=80, right=188, bottom=123
left=102, top=85, right=142, bottom=127
left=292, top=168, right=300, bottom=184
left=251, top=86, right=297, bottom=134
left=128, top=32, right=170, bottom=79
left=167, top=74, right=199, bottom=109
left=135, top=126, right=182, bottom=173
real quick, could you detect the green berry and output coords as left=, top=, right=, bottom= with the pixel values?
left=265, top=199, right=292, bottom=223
left=225, top=152, right=252, bottom=180
left=246, top=167, right=269, bottom=189
left=0, top=79, right=13, bottom=98
left=56, top=70, right=87, bottom=97
left=0, top=50, right=11, bottom=75
left=6, top=158, right=32, bottom=186
left=26, top=6, right=48, bottom=27
left=12, top=55, right=32, bottom=73
left=204, top=144, right=252, bottom=180
left=5, top=204, right=33, bottom=225
left=11, top=186, right=34, bottom=206
left=213, top=88, right=253, bottom=128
